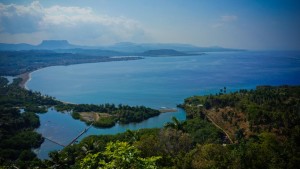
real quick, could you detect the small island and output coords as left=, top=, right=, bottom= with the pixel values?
left=55, top=103, right=161, bottom=128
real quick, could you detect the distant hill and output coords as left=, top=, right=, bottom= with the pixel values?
left=104, top=42, right=245, bottom=53
left=0, top=40, right=245, bottom=52
left=140, top=49, right=195, bottom=56
left=0, top=43, right=35, bottom=50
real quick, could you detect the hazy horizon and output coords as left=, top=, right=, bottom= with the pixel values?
left=0, top=0, right=300, bottom=50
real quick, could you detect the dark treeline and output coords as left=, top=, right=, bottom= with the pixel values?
left=0, top=50, right=141, bottom=76
left=0, top=77, right=58, bottom=167
left=0, top=78, right=59, bottom=111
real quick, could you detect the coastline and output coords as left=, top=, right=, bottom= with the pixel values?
left=158, top=108, right=178, bottom=113
left=17, top=72, right=31, bottom=89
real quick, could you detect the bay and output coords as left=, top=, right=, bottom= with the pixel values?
left=28, top=51, right=300, bottom=108
left=28, top=51, right=300, bottom=159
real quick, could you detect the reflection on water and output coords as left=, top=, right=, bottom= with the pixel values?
left=36, top=108, right=186, bottom=159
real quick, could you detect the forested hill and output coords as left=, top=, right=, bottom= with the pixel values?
left=140, top=49, right=195, bottom=56
left=0, top=49, right=195, bottom=76
left=0, top=50, right=141, bottom=76
left=183, top=85, right=300, bottom=141
left=181, top=85, right=300, bottom=168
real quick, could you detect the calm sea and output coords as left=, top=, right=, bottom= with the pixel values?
left=28, top=51, right=300, bottom=158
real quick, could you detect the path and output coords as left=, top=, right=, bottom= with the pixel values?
left=204, top=112, right=234, bottom=144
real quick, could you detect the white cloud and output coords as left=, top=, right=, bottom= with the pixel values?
left=0, top=1, right=44, bottom=33
left=0, top=1, right=147, bottom=45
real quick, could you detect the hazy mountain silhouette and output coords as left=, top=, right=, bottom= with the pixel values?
left=0, top=40, right=244, bottom=52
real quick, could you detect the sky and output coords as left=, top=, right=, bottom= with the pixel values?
left=0, top=0, right=299, bottom=50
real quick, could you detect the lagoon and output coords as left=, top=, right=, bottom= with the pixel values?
left=28, top=51, right=300, bottom=159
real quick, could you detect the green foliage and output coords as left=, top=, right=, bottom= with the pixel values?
left=93, top=117, right=116, bottom=128
left=0, top=77, right=54, bottom=167
left=189, top=144, right=231, bottom=169
left=184, top=85, right=300, bottom=134
left=80, top=141, right=161, bottom=169
left=184, top=117, right=224, bottom=144
left=22, top=112, right=40, bottom=128
left=0, top=77, right=60, bottom=108
left=7, top=131, right=43, bottom=149
left=24, top=105, right=47, bottom=113
left=71, top=112, right=80, bottom=119
left=181, top=85, right=300, bottom=168
left=164, top=116, right=186, bottom=131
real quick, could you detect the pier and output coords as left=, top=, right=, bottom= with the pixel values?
left=43, top=137, right=66, bottom=147
left=66, top=123, right=93, bottom=147
left=44, top=123, right=93, bottom=148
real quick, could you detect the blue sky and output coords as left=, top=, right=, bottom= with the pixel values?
left=0, top=0, right=299, bottom=50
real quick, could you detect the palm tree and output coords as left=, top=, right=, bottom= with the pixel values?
left=164, top=116, right=186, bottom=131
left=81, top=139, right=100, bottom=155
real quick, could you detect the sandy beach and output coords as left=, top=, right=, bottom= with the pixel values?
left=17, top=72, right=30, bottom=89
left=158, top=108, right=178, bottom=113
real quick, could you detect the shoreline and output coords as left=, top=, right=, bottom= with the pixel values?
left=17, top=72, right=31, bottom=89
left=158, top=108, right=178, bottom=113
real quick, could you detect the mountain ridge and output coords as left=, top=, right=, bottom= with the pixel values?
left=0, top=40, right=245, bottom=52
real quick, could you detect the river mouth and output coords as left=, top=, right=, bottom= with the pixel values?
left=35, top=108, right=186, bottom=159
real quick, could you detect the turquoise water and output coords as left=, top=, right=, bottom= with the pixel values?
left=28, top=51, right=300, bottom=159
left=28, top=51, right=300, bottom=108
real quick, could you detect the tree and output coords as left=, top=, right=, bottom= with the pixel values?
left=164, top=116, right=186, bottom=131
left=190, top=144, right=231, bottom=169
left=80, top=141, right=161, bottom=169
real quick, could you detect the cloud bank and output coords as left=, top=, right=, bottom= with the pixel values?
left=0, top=1, right=147, bottom=45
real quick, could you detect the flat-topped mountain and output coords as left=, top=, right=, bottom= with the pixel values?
left=38, top=40, right=76, bottom=49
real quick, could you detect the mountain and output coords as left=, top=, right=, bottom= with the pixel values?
left=0, top=40, right=245, bottom=52
left=0, top=43, right=35, bottom=50
left=37, top=40, right=78, bottom=49
left=0, top=40, right=86, bottom=50
left=103, top=42, right=245, bottom=53
left=104, top=42, right=201, bottom=53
